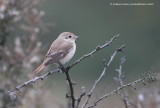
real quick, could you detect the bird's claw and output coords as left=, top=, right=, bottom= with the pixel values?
left=58, top=62, right=67, bottom=72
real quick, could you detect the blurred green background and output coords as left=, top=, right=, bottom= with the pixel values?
left=40, top=0, right=160, bottom=81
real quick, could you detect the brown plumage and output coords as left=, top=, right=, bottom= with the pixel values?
left=32, top=32, right=78, bottom=74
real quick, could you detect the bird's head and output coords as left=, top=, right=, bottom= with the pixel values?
left=59, top=32, right=79, bottom=42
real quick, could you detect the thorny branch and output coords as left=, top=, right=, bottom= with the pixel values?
left=88, top=73, right=156, bottom=108
left=7, top=35, right=120, bottom=101
left=115, top=57, right=130, bottom=108
left=81, top=45, right=126, bottom=108
left=68, top=34, right=120, bottom=69
left=7, top=69, right=60, bottom=99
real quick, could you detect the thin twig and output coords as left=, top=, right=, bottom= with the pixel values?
left=8, top=69, right=60, bottom=95
left=68, top=34, right=120, bottom=69
left=76, top=86, right=86, bottom=108
left=115, top=57, right=130, bottom=108
left=81, top=45, right=125, bottom=108
left=88, top=73, right=156, bottom=108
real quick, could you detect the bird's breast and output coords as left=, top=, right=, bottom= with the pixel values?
left=60, top=43, right=76, bottom=64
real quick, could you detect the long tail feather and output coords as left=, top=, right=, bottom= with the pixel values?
left=32, top=63, right=45, bottom=75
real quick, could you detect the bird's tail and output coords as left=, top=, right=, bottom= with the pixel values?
left=32, top=63, right=45, bottom=75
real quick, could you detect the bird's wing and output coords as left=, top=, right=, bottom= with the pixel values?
left=45, top=39, right=68, bottom=57
left=44, top=42, right=73, bottom=66
left=44, top=51, right=67, bottom=66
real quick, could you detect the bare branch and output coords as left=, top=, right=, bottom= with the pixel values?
left=88, top=73, right=156, bottom=108
left=64, top=35, right=121, bottom=108
left=81, top=45, right=125, bottom=108
left=64, top=68, right=75, bottom=108
left=76, top=86, right=86, bottom=108
left=68, top=34, right=120, bottom=69
left=115, top=57, right=130, bottom=108
left=8, top=69, right=60, bottom=98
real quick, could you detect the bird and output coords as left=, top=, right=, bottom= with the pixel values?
left=32, top=32, right=78, bottom=74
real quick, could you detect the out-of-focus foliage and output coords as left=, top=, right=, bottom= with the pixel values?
left=0, top=0, right=46, bottom=107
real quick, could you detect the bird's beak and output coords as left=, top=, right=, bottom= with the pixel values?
left=74, top=35, right=79, bottom=39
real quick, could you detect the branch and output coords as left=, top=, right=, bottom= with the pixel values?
left=88, top=72, right=156, bottom=108
left=64, top=68, right=75, bottom=108
left=8, top=69, right=60, bottom=98
left=76, top=86, right=86, bottom=108
left=81, top=45, right=125, bottom=108
left=7, top=34, right=120, bottom=101
left=115, top=57, right=130, bottom=108
left=68, top=34, right=120, bottom=69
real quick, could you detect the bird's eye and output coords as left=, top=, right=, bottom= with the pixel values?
left=68, top=35, right=72, bottom=38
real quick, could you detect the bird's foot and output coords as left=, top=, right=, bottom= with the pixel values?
left=58, top=62, right=67, bottom=72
